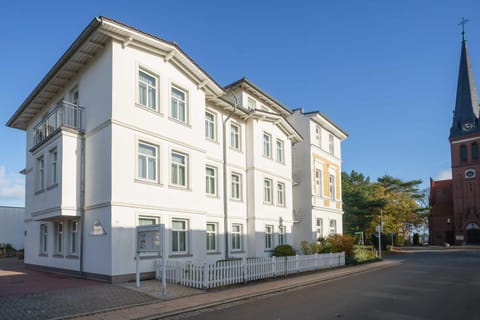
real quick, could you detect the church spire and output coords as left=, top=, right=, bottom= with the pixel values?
left=450, top=18, right=480, bottom=138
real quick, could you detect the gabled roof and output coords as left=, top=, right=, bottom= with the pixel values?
left=224, top=78, right=292, bottom=117
left=247, top=109, right=303, bottom=144
left=450, top=37, right=480, bottom=138
left=7, top=16, right=224, bottom=130
left=292, top=108, right=348, bottom=140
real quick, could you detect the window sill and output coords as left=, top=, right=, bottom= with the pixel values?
left=229, top=198, right=244, bottom=203
left=229, top=147, right=243, bottom=154
left=168, top=254, right=193, bottom=258
left=135, top=103, right=162, bottom=116
left=35, top=189, right=45, bottom=195
left=39, top=253, right=48, bottom=257
left=134, top=179, right=162, bottom=187
left=168, top=116, right=191, bottom=128
left=135, top=254, right=162, bottom=260
left=262, top=155, right=273, bottom=160
left=230, top=250, right=245, bottom=254
left=168, top=185, right=191, bottom=192
left=207, top=251, right=222, bottom=255
left=263, top=202, right=274, bottom=206
left=47, top=183, right=59, bottom=191
left=206, top=194, right=219, bottom=199
left=206, top=138, right=219, bottom=144
left=66, top=255, right=79, bottom=260
left=276, top=204, right=287, bottom=208
left=52, top=254, right=65, bottom=258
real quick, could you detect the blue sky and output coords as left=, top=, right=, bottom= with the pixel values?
left=1, top=0, right=480, bottom=206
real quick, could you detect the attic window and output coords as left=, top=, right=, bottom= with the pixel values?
left=247, top=98, right=256, bottom=110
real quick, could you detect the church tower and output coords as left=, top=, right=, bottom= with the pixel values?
left=449, top=27, right=480, bottom=244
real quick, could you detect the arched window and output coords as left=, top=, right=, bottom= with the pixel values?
left=460, top=145, right=467, bottom=161
left=472, top=143, right=478, bottom=160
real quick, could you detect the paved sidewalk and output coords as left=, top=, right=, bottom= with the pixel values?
left=73, top=260, right=399, bottom=320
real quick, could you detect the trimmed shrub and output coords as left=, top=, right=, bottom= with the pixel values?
left=273, top=244, right=296, bottom=257
left=300, top=241, right=311, bottom=255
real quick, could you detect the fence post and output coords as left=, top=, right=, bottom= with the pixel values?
left=314, top=253, right=318, bottom=270
left=295, top=255, right=299, bottom=273
left=272, top=256, right=276, bottom=277
left=242, top=257, right=247, bottom=283
left=203, top=262, right=209, bottom=290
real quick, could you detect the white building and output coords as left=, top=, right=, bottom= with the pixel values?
left=6, top=17, right=307, bottom=282
left=289, top=109, right=348, bottom=248
left=0, top=206, right=25, bottom=251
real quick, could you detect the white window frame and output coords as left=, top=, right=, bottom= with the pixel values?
left=206, top=166, right=217, bottom=196
left=276, top=139, right=284, bottom=163
left=315, top=126, right=321, bottom=146
left=137, top=69, right=158, bottom=110
left=231, top=173, right=242, bottom=200
left=231, top=223, right=242, bottom=251
left=137, top=142, right=158, bottom=182
left=329, top=174, right=336, bottom=200
left=205, top=111, right=216, bottom=141
left=265, top=225, right=274, bottom=250
left=49, top=148, right=58, bottom=186
left=171, top=219, right=189, bottom=254
left=36, top=156, right=45, bottom=192
left=263, top=132, right=272, bottom=158
left=316, top=218, right=324, bottom=240
left=230, top=123, right=241, bottom=150
left=277, top=182, right=285, bottom=206
left=40, top=223, right=48, bottom=255
left=138, top=215, right=160, bottom=226
left=278, top=226, right=287, bottom=245
left=264, top=178, right=273, bottom=204
left=247, top=97, right=256, bottom=110
left=69, top=220, right=78, bottom=256
left=206, top=222, right=218, bottom=252
left=55, top=221, right=63, bottom=255
left=329, top=219, right=337, bottom=234
left=329, top=134, right=334, bottom=154
left=170, top=85, right=188, bottom=123
left=171, top=151, right=188, bottom=188
left=315, top=169, right=322, bottom=197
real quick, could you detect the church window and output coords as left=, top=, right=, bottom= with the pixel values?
left=472, top=143, right=478, bottom=160
left=460, top=145, right=467, bottom=161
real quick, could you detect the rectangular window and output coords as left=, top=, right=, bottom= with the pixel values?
left=171, top=219, right=188, bottom=253
left=69, top=220, right=78, bottom=255
left=231, top=173, right=241, bottom=200
left=206, top=166, right=217, bottom=196
left=276, top=139, right=284, bottom=163
left=138, top=216, right=159, bottom=226
left=278, top=226, right=286, bottom=245
left=205, top=111, right=216, bottom=140
left=40, top=224, right=48, bottom=254
left=171, top=151, right=188, bottom=187
left=315, top=126, right=321, bottom=146
left=36, top=156, right=45, bottom=191
left=231, top=223, right=242, bottom=251
left=171, top=86, right=187, bottom=123
left=55, top=222, right=63, bottom=255
left=329, top=219, right=337, bottom=234
left=206, top=222, right=217, bottom=252
left=247, top=97, right=256, bottom=110
left=277, top=182, right=285, bottom=206
left=315, top=169, right=322, bottom=197
left=49, top=148, right=58, bottom=186
left=230, top=123, right=240, bottom=150
left=264, top=178, right=273, bottom=204
left=329, top=174, right=335, bottom=200
left=265, top=225, right=274, bottom=250
left=329, top=134, right=334, bottom=154
left=316, top=218, right=323, bottom=240
left=263, top=132, right=272, bottom=158
left=138, top=142, right=158, bottom=182
left=138, top=70, right=157, bottom=110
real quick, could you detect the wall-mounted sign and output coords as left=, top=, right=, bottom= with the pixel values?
left=90, top=219, right=106, bottom=236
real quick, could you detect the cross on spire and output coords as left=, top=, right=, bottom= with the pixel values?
left=458, top=17, right=469, bottom=41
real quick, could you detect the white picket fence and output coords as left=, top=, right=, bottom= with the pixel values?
left=157, top=252, right=345, bottom=289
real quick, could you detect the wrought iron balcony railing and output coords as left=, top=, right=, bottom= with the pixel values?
left=33, top=101, right=84, bottom=147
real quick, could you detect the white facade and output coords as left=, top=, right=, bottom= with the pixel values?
left=0, top=206, right=25, bottom=250
left=7, top=17, right=307, bottom=282
left=289, top=109, right=348, bottom=249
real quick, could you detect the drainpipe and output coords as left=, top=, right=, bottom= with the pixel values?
left=223, top=90, right=238, bottom=260
left=79, top=110, right=86, bottom=277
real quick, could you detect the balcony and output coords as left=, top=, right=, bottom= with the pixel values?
left=32, top=101, right=84, bottom=149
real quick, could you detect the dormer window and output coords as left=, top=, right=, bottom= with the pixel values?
left=247, top=97, right=256, bottom=110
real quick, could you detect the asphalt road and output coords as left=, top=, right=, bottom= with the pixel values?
left=170, top=250, right=480, bottom=320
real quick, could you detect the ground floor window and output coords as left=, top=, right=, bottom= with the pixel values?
left=206, top=222, right=217, bottom=252
left=171, top=219, right=188, bottom=254
left=40, top=224, right=48, bottom=255
left=69, top=221, right=78, bottom=256
left=278, top=226, right=286, bottom=245
left=316, top=218, right=323, bottom=240
left=265, top=225, right=274, bottom=250
left=231, top=223, right=242, bottom=251
left=55, top=222, right=63, bottom=255
left=329, top=219, right=337, bottom=234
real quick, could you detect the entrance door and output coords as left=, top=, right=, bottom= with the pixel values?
left=466, top=223, right=480, bottom=244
